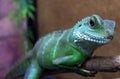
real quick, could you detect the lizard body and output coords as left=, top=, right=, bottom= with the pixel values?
left=6, top=15, right=115, bottom=79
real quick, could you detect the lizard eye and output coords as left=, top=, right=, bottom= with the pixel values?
left=90, top=19, right=95, bottom=27
left=89, top=17, right=97, bottom=29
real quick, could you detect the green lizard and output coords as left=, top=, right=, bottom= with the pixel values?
left=6, top=15, right=115, bottom=79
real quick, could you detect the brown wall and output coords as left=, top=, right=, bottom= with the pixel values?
left=37, top=0, right=120, bottom=79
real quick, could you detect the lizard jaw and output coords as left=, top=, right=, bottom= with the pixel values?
left=75, top=32, right=111, bottom=44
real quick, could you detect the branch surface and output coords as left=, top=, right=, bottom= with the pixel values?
left=82, top=55, right=120, bottom=72
left=44, top=55, right=120, bottom=75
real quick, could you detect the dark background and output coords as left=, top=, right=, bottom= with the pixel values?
left=37, top=0, right=120, bottom=79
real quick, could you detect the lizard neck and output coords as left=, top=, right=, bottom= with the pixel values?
left=67, top=29, right=99, bottom=56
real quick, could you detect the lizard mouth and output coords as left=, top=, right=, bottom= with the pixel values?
left=76, top=32, right=111, bottom=44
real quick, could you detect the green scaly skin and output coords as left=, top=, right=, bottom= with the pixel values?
left=5, top=14, right=115, bottom=79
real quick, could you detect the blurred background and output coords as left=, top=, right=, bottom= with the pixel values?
left=0, top=0, right=120, bottom=79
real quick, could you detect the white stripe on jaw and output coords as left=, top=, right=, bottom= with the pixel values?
left=74, top=31, right=109, bottom=44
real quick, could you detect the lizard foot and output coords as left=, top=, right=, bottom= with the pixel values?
left=76, top=68, right=97, bottom=77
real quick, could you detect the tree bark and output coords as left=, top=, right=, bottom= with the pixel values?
left=44, top=55, right=120, bottom=76
left=82, top=56, right=120, bottom=72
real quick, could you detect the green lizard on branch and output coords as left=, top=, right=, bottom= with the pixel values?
left=6, top=15, right=115, bottom=79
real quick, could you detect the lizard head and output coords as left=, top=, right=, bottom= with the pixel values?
left=71, top=14, right=115, bottom=54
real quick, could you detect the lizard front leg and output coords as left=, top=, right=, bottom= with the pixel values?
left=75, top=68, right=97, bottom=77
left=24, top=59, right=43, bottom=79
left=53, top=55, right=96, bottom=77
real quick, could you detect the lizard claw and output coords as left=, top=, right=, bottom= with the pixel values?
left=76, top=69, right=97, bottom=77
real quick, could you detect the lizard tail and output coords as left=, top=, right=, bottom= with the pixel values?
left=5, top=51, right=33, bottom=79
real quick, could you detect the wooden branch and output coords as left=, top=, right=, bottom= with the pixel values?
left=44, top=55, right=120, bottom=76
left=18, top=55, right=120, bottom=78
left=82, top=55, right=120, bottom=72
